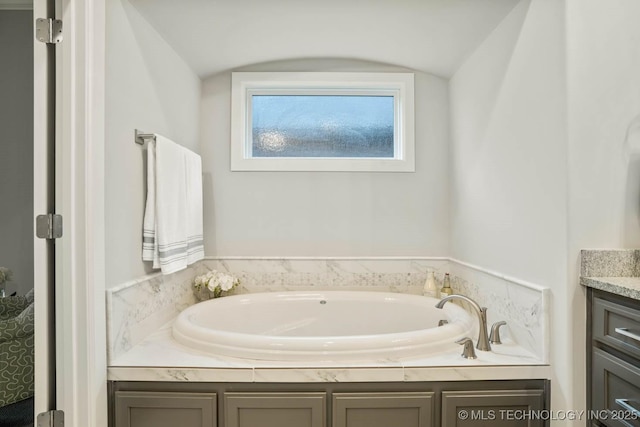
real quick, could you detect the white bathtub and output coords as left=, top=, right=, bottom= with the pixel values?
left=172, top=291, right=475, bottom=362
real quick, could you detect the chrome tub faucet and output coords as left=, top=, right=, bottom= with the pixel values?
left=435, top=294, right=491, bottom=351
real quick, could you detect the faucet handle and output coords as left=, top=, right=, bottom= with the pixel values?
left=456, top=337, right=477, bottom=359
left=489, top=321, right=507, bottom=344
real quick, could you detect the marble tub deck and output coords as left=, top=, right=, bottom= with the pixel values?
left=108, top=319, right=550, bottom=383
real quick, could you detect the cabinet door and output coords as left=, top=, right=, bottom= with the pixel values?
left=333, top=392, right=434, bottom=427
left=224, top=392, right=326, bottom=427
left=114, top=391, right=217, bottom=427
left=592, top=348, right=640, bottom=427
left=441, top=389, right=545, bottom=427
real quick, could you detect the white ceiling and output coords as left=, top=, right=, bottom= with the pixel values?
left=129, top=0, right=523, bottom=78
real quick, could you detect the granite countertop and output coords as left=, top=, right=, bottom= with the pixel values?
left=580, top=249, right=640, bottom=301
left=108, top=320, right=550, bottom=383
left=580, top=276, right=640, bottom=301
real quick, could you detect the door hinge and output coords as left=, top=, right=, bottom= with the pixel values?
left=36, top=214, right=63, bottom=239
left=37, top=410, right=64, bottom=427
left=35, top=18, right=63, bottom=44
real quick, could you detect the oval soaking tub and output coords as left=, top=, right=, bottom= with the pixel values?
left=172, top=291, right=475, bottom=362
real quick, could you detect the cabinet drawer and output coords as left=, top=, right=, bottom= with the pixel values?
left=593, top=295, right=640, bottom=359
left=592, top=348, right=640, bottom=427
left=224, top=392, right=326, bottom=427
left=441, top=389, right=545, bottom=427
left=333, top=392, right=434, bottom=427
left=114, top=391, right=217, bottom=427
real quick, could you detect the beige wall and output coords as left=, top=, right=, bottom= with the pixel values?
left=449, top=0, right=573, bottom=421
left=200, top=59, right=450, bottom=257
left=105, top=0, right=201, bottom=288
left=566, top=0, right=640, bottom=417
left=567, top=0, right=640, bottom=250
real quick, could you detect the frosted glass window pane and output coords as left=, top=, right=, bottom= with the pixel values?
left=251, top=95, right=395, bottom=158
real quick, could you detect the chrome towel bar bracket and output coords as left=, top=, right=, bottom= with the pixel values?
left=135, top=129, right=156, bottom=145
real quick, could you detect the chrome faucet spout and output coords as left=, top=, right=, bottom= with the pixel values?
left=435, top=294, right=491, bottom=351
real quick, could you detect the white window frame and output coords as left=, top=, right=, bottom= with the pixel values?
left=231, top=72, right=415, bottom=172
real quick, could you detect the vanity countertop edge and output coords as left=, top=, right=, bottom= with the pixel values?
left=580, top=276, right=640, bottom=301
left=107, top=364, right=552, bottom=383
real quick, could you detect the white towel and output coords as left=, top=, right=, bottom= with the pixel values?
left=142, top=141, right=157, bottom=262
left=142, top=135, right=204, bottom=274
left=184, top=148, right=205, bottom=265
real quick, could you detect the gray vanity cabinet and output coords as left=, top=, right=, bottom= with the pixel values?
left=332, top=392, right=434, bottom=427
left=441, top=389, right=545, bottom=427
left=110, top=380, right=549, bottom=427
left=224, top=392, right=326, bottom=427
left=114, top=391, right=217, bottom=427
left=588, top=289, right=640, bottom=427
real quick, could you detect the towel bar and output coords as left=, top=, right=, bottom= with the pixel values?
left=135, top=129, right=156, bottom=145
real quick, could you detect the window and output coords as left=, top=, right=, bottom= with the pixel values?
left=231, top=72, right=415, bottom=172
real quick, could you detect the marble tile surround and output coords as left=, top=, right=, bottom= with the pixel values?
left=106, top=257, right=549, bottom=364
left=106, top=262, right=209, bottom=362
left=201, top=258, right=450, bottom=294
left=448, top=261, right=549, bottom=362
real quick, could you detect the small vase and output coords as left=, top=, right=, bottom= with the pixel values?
left=193, top=285, right=237, bottom=302
left=194, top=286, right=214, bottom=302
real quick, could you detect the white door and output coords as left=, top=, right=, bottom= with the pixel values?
left=33, top=0, right=57, bottom=419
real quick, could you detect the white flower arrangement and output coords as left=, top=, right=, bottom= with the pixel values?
left=193, top=270, right=239, bottom=299
left=0, top=267, right=12, bottom=285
